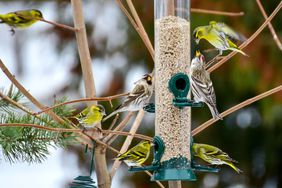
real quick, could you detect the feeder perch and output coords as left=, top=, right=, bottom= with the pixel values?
left=151, top=137, right=196, bottom=181
left=129, top=136, right=164, bottom=172
left=168, top=73, right=203, bottom=108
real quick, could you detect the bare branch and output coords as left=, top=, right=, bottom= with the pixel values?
left=116, top=0, right=155, bottom=60
left=40, top=18, right=77, bottom=32
left=33, top=92, right=129, bottom=115
left=103, top=112, right=134, bottom=144
left=110, top=110, right=144, bottom=177
left=208, top=1, right=282, bottom=73
left=0, top=91, right=33, bottom=115
left=0, top=59, right=66, bottom=124
left=71, top=0, right=96, bottom=101
left=102, top=130, right=152, bottom=141
left=256, top=0, right=282, bottom=51
left=191, top=8, right=244, bottom=16
left=192, top=85, right=282, bottom=136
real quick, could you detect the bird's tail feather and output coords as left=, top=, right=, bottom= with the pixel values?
left=224, top=161, right=243, bottom=174
left=229, top=47, right=248, bottom=57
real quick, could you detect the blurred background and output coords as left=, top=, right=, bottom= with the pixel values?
left=0, top=0, right=281, bottom=188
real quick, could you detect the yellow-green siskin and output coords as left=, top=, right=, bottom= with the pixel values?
left=0, top=9, right=43, bottom=34
left=74, top=104, right=106, bottom=129
left=193, top=21, right=247, bottom=56
left=193, top=143, right=242, bottom=173
left=116, top=140, right=151, bottom=166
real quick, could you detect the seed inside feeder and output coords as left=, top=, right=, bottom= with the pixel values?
left=155, top=15, right=191, bottom=161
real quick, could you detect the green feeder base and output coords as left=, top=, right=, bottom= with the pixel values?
left=151, top=156, right=197, bottom=181
left=152, top=168, right=196, bottom=181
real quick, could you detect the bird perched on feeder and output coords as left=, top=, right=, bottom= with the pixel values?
left=103, top=74, right=154, bottom=122
left=0, top=9, right=43, bottom=34
left=116, top=140, right=151, bottom=166
left=73, top=104, right=106, bottom=130
left=193, top=21, right=247, bottom=56
left=190, top=50, right=222, bottom=120
left=193, top=143, right=242, bottom=174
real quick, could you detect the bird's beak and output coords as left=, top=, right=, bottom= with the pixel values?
left=150, top=143, right=155, bottom=147
left=195, top=50, right=201, bottom=57
left=195, top=39, right=199, bottom=44
left=102, top=112, right=106, bottom=116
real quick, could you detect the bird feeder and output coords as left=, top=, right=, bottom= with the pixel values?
left=130, top=1, right=219, bottom=181
left=154, top=0, right=195, bottom=181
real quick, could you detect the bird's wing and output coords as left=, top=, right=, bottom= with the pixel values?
left=216, top=22, right=246, bottom=42
left=75, top=107, right=90, bottom=119
left=116, top=84, right=145, bottom=110
left=117, top=148, right=146, bottom=161
left=14, top=11, right=33, bottom=21
left=191, top=76, right=214, bottom=101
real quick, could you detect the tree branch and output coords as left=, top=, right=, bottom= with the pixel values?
left=110, top=110, right=144, bottom=177
left=40, top=18, right=77, bottom=32
left=191, top=8, right=244, bottom=16
left=208, top=1, right=282, bottom=73
left=103, top=112, right=134, bottom=143
left=102, top=130, right=153, bottom=141
left=256, top=0, right=282, bottom=51
left=0, top=59, right=66, bottom=124
left=33, top=92, right=129, bottom=115
left=116, top=0, right=155, bottom=60
left=71, top=1, right=110, bottom=187
left=192, top=85, right=282, bottom=136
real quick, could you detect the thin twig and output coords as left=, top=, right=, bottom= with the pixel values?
left=126, top=0, right=154, bottom=60
left=0, top=91, right=62, bottom=126
left=108, top=114, right=119, bottom=131
left=40, top=18, right=77, bottom=32
left=115, top=0, right=138, bottom=29
left=208, top=1, right=282, bottom=73
left=0, top=123, right=81, bottom=133
left=110, top=110, right=144, bottom=177
left=116, top=0, right=154, bottom=60
left=0, top=91, right=33, bottom=115
left=192, top=85, right=282, bottom=136
left=191, top=8, right=244, bottom=16
left=256, top=0, right=282, bottom=51
left=103, top=112, right=134, bottom=143
left=0, top=59, right=65, bottom=124
left=102, top=130, right=153, bottom=141
left=33, top=92, right=129, bottom=115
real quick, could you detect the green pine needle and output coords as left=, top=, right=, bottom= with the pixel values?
left=0, top=87, right=77, bottom=163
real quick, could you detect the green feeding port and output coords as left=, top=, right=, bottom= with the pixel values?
left=129, top=136, right=165, bottom=172
left=168, top=73, right=203, bottom=108
left=129, top=136, right=197, bottom=181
